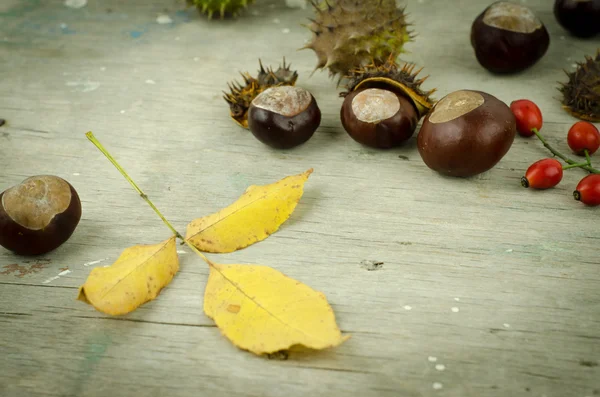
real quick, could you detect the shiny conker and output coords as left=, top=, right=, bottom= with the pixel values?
left=554, top=0, right=600, bottom=38
left=417, top=89, right=517, bottom=177
left=247, top=85, right=321, bottom=149
left=340, top=88, right=418, bottom=149
left=0, top=175, right=82, bottom=255
left=471, top=1, right=550, bottom=74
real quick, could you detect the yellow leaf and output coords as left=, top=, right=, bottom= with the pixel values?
left=204, top=262, right=350, bottom=355
left=77, top=237, right=179, bottom=315
left=185, top=169, right=313, bottom=253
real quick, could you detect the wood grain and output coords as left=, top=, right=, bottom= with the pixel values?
left=1, top=1, right=599, bottom=396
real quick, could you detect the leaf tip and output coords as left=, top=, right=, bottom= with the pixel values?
left=76, top=285, right=91, bottom=304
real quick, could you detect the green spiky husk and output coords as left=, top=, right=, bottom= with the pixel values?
left=223, top=59, right=299, bottom=128
left=559, top=51, right=600, bottom=122
left=304, top=0, right=413, bottom=82
left=187, top=0, right=254, bottom=19
left=340, top=57, right=436, bottom=118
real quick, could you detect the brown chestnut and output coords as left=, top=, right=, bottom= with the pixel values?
left=340, top=88, right=418, bottom=149
left=417, top=90, right=516, bottom=177
left=554, top=0, right=600, bottom=38
left=247, top=85, right=321, bottom=149
left=0, top=175, right=82, bottom=255
left=471, top=1, right=550, bottom=74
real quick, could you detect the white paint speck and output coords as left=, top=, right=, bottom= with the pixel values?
left=60, top=23, right=68, bottom=29
left=83, top=258, right=108, bottom=267
left=62, top=72, right=70, bottom=76
left=403, top=305, right=412, bottom=311
left=433, top=382, right=443, bottom=390
left=175, top=36, right=180, bottom=41
left=72, top=172, right=80, bottom=176
left=282, top=28, right=290, bottom=34
left=42, top=276, right=60, bottom=284
left=503, top=323, right=511, bottom=328
left=64, top=0, right=87, bottom=9
left=451, top=307, right=460, bottom=313
left=58, top=269, right=72, bottom=276
left=120, top=110, right=126, bottom=114
left=560, top=35, right=566, bottom=40
left=194, top=160, right=200, bottom=163
left=156, top=15, right=173, bottom=24
left=567, top=57, right=572, bottom=61
left=571, top=63, right=578, bottom=68
left=435, top=364, right=446, bottom=371
left=251, top=10, right=260, bottom=16
left=66, top=80, right=100, bottom=93
left=505, top=249, right=513, bottom=253
left=145, top=79, right=156, bottom=84
left=428, top=356, right=438, bottom=362
left=176, top=250, right=187, bottom=254
left=272, top=18, right=280, bottom=24
left=100, top=67, right=106, bottom=71
left=418, top=0, right=424, bottom=3
left=193, top=57, right=200, bottom=62
left=454, top=297, right=460, bottom=301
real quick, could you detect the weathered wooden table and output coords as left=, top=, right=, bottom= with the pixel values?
left=1, top=0, right=599, bottom=396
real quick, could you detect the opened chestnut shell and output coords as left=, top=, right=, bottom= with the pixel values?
left=340, top=88, right=418, bottom=148
left=417, top=90, right=516, bottom=177
left=247, top=85, right=321, bottom=149
left=471, top=1, right=550, bottom=73
left=554, top=0, right=600, bottom=38
left=0, top=175, right=82, bottom=255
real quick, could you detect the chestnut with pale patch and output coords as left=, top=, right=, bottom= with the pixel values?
left=2, top=176, right=72, bottom=230
left=252, top=86, right=312, bottom=117
left=341, top=88, right=418, bottom=149
left=471, top=1, right=550, bottom=73
left=482, top=2, right=542, bottom=33
left=0, top=175, right=82, bottom=255
left=351, top=89, right=400, bottom=124
left=417, top=89, right=517, bottom=177
left=428, top=91, right=485, bottom=124
left=248, top=86, right=321, bottom=149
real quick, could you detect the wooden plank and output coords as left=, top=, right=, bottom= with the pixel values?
left=1, top=0, right=599, bottom=396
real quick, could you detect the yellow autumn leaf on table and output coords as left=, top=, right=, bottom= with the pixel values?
left=204, top=262, right=349, bottom=355
left=185, top=169, right=313, bottom=253
left=77, top=236, right=179, bottom=315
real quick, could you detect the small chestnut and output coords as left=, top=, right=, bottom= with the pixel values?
left=471, top=1, right=550, bottom=74
left=417, top=89, right=516, bottom=177
left=554, top=0, right=600, bottom=38
left=340, top=88, right=418, bottom=149
left=0, top=175, right=82, bottom=255
left=247, top=85, right=321, bottom=149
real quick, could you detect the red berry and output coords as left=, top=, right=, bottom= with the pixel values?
left=567, top=121, right=600, bottom=156
left=510, top=99, right=543, bottom=137
left=573, top=174, right=600, bottom=206
left=521, top=158, right=563, bottom=189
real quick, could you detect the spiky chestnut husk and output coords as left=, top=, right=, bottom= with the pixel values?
left=186, top=0, right=254, bottom=19
left=340, top=57, right=436, bottom=119
left=559, top=51, right=600, bottom=122
left=303, top=0, right=413, bottom=83
left=223, top=59, right=299, bottom=128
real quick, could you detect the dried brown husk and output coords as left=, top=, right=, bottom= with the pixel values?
left=223, top=59, right=298, bottom=128
left=340, top=56, right=436, bottom=119
left=559, top=50, right=600, bottom=122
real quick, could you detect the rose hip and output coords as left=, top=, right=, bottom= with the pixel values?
left=510, top=99, right=543, bottom=137
left=573, top=174, right=600, bottom=206
left=567, top=121, right=600, bottom=156
left=521, top=158, right=563, bottom=189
